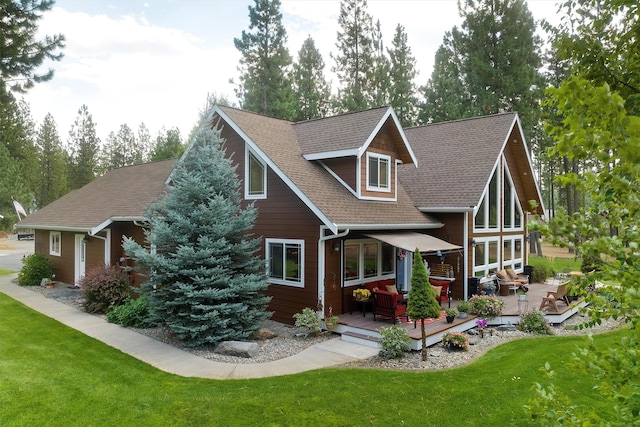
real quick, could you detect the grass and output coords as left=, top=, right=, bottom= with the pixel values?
left=0, top=293, right=623, bottom=426
left=0, top=268, right=15, bottom=275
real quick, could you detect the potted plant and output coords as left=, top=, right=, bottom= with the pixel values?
left=352, top=288, right=371, bottom=300
left=324, top=306, right=339, bottom=331
left=517, top=284, right=529, bottom=300
left=456, top=300, right=470, bottom=319
left=482, top=281, right=496, bottom=296
left=445, top=308, right=458, bottom=323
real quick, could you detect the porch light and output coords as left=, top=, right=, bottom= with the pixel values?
left=471, top=239, right=477, bottom=247
left=332, top=241, right=340, bottom=252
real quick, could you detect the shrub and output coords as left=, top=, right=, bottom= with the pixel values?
left=106, top=295, right=154, bottom=328
left=293, top=307, right=321, bottom=337
left=469, top=294, right=505, bottom=319
left=18, top=253, right=55, bottom=286
left=378, top=325, right=411, bottom=359
left=532, top=264, right=554, bottom=283
left=442, top=331, right=469, bottom=351
left=517, top=310, right=553, bottom=335
left=81, top=264, right=132, bottom=314
left=456, top=300, right=471, bottom=314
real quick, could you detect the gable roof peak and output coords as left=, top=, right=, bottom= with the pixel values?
left=406, top=111, right=518, bottom=131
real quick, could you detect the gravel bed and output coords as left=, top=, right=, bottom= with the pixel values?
left=26, top=284, right=625, bottom=370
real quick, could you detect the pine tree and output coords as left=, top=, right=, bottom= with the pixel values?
left=102, top=124, right=143, bottom=171
left=67, top=105, right=101, bottom=189
left=292, top=36, right=331, bottom=121
left=123, top=119, right=272, bottom=347
left=331, top=0, right=375, bottom=112
left=0, top=0, right=65, bottom=101
left=36, top=113, right=67, bottom=207
left=149, top=127, right=184, bottom=161
left=233, top=0, right=295, bottom=120
left=370, top=19, right=390, bottom=108
left=406, top=248, right=441, bottom=361
left=387, top=24, right=418, bottom=127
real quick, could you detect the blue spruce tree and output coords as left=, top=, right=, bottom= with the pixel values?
left=124, top=117, right=271, bottom=347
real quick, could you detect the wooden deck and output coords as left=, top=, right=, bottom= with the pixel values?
left=333, top=282, right=585, bottom=350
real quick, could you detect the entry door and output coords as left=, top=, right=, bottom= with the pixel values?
left=74, top=234, right=86, bottom=285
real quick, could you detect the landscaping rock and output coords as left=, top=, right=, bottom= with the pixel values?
left=252, top=328, right=277, bottom=340
left=214, top=341, right=259, bottom=358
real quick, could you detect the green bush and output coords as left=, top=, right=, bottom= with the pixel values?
left=517, top=310, right=553, bottom=335
left=81, top=264, right=132, bottom=314
left=378, top=325, right=411, bottom=359
left=293, top=307, right=321, bottom=337
left=107, top=295, right=154, bottom=328
left=18, top=253, right=55, bottom=286
left=442, top=331, right=469, bottom=351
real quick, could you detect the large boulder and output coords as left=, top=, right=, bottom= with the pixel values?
left=214, top=341, right=259, bottom=358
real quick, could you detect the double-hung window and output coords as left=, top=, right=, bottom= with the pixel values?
left=50, top=231, right=61, bottom=256
left=245, top=148, right=266, bottom=199
left=266, top=239, right=304, bottom=287
left=366, top=153, right=390, bottom=192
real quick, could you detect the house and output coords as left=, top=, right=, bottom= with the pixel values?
left=19, top=106, right=543, bottom=324
left=17, top=160, right=176, bottom=286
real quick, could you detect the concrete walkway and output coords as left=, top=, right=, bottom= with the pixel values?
left=0, top=274, right=378, bottom=379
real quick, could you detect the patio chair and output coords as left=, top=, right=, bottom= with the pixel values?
left=429, top=278, right=452, bottom=308
left=372, top=290, right=409, bottom=324
left=496, top=269, right=528, bottom=296
left=539, top=283, right=571, bottom=312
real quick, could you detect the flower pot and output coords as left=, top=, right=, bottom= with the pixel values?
left=45, top=282, right=54, bottom=289
left=518, top=294, right=527, bottom=301
left=458, top=312, right=468, bottom=319
left=446, top=315, right=455, bottom=324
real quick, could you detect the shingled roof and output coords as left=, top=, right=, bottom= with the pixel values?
left=400, top=113, right=522, bottom=210
left=215, top=106, right=440, bottom=233
left=19, top=159, right=176, bottom=233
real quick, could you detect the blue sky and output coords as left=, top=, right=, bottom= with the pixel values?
left=24, top=0, right=560, bottom=144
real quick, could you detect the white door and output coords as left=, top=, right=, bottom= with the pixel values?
left=74, top=234, right=86, bottom=285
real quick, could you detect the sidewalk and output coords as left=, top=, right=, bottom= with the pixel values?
left=0, top=274, right=378, bottom=379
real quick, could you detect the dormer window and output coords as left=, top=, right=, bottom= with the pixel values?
left=245, top=148, right=266, bottom=199
left=366, top=152, right=390, bottom=192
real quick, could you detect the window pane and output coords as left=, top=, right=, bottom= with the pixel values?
left=381, top=243, right=394, bottom=274
left=364, top=243, right=378, bottom=278
left=285, top=244, right=301, bottom=282
left=514, top=239, right=522, bottom=259
left=379, top=158, right=389, bottom=188
left=489, top=171, right=498, bottom=228
left=475, top=197, right=486, bottom=228
left=488, top=241, right=498, bottom=264
left=344, top=244, right=359, bottom=280
left=368, top=156, right=379, bottom=187
left=269, top=243, right=283, bottom=279
left=474, top=244, right=485, bottom=267
left=503, top=240, right=512, bottom=261
left=503, top=174, right=512, bottom=228
left=515, top=205, right=522, bottom=227
left=248, top=152, right=264, bottom=196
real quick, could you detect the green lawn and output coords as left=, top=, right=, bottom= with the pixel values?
left=0, top=293, right=622, bottom=426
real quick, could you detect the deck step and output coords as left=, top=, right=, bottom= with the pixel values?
left=340, top=331, right=381, bottom=349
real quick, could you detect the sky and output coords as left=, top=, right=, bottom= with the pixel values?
left=22, top=0, right=562, bottom=144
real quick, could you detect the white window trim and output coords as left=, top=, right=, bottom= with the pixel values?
left=245, top=147, right=267, bottom=200
left=473, top=166, right=500, bottom=232
left=266, top=238, right=304, bottom=288
left=365, top=152, right=391, bottom=193
left=50, top=231, right=61, bottom=257
left=472, top=237, right=500, bottom=277
left=502, top=236, right=524, bottom=272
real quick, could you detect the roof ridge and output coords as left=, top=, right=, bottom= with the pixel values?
left=217, top=104, right=294, bottom=123
left=406, top=111, right=516, bottom=130
left=293, top=105, right=390, bottom=126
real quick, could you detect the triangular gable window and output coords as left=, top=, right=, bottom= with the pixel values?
left=245, top=147, right=266, bottom=199
left=503, top=163, right=523, bottom=230
left=474, top=168, right=499, bottom=230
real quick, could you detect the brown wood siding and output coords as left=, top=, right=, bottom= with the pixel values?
left=223, top=126, right=323, bottom=324
left=34, top=229, right=76, bottom=284
left=322, top=157, right=357, bottom=190
left=360, top=140, right=397, bottom=200
left=111, top=222, right=148, bottom=286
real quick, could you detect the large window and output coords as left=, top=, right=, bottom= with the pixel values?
left=503, top=236, right=524, bottom=271
left=50, top=231, right=61, bottom=256
left=474, top=168, right=499, bottom=230
left=503, top=165, right=523, bottom=230
left=366, top=153, right=390, bottom=192
left=245, top=148, right=266, bottom=199
left=266, top=239, right=303, bottom=287
left=344, top=240, right=394, bottom=283
left=473, top=238, right=500, bottom=277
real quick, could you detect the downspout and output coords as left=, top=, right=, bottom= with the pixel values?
left=318, top=227, right=350, bottom=317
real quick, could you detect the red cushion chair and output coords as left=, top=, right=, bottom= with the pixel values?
left=372, top=290, right=408, bottom=324
left=429, top=279, right=452, bottom=308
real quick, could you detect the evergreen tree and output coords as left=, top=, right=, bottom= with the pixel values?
left=123, top=119, right=272, bottom=347
left=102, top=124, right=142, bottom=171
left=369, top=19, right=390, bottom=108
left=67, top=105, right=101, bottom=189
left=387, top=24, right=418, bottom=127
left=406, top=249, right=441, bottom=361
left=420, top=0, right=544, bottom=135
left=137, top=123, right=152, bottom=163
left=0, top=0, right=65, bottom=102
left=292, top=36, right=331, bottom=121
left=331, top=0, right=375, bottom=112
left=233, top=0, right=295, bottom=120
left=149, top=127, right=183, bottom=161
left=35, top=113, right=67, bottom=207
